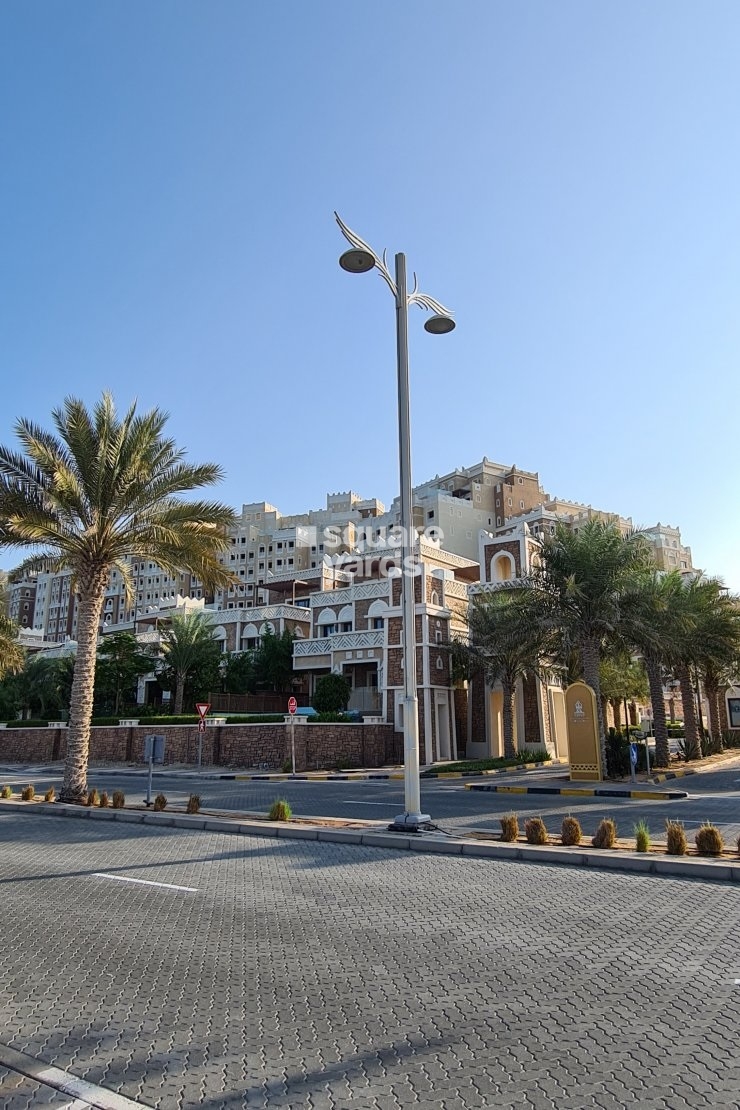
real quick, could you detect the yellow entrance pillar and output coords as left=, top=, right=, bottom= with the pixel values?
left=565, top=681, right=603, bottom=782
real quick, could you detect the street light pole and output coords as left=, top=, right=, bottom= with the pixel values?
left=336, top=213, right=455, bottom=830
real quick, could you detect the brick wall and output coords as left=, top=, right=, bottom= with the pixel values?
left=0, top=722, right=396, bottom=772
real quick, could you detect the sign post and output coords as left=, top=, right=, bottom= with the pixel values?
left=143, top=735, right=165, bottom=805
left=288, top=697, right=297, bottom=776
left=195, top=702, right=210, bottom=768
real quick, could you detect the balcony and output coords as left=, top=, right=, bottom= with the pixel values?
left=293, top=629, right=384, bottom=658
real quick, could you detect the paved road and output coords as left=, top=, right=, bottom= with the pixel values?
left=3, top=763, right=740, bottom=844
left=1, top=812, right=740, bottom=1109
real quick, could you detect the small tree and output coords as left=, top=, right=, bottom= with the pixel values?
left=158, top=611, right=222, bottom=714
left=254, top=627, right=295, bottom=692
left=312, top=673, right=351, bottom=714
left=221, top=650, right=258, bottom=695
left=94, top=632, right=156, bottom=715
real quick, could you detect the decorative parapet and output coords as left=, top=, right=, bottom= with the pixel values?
left=293, top=629, right=384, bottom=658
left=205, top=604, right=311, bottom=624
left=309, top=580, right=389, bottom=607
left=294, top=638, right=332, bottom=657
left=442, top=579, right=469, bottom=601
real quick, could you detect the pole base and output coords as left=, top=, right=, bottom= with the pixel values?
left=388, top=812, right=433, bottom=833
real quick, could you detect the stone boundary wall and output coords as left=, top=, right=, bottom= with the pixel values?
left=0, top=722, right=396, bottom=773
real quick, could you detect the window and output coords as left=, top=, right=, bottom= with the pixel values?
left=372, top=617, right=384, bottom=630
left=435, top=630, right=442, bottom=644
left=518, top=477, right=523, bottom=485
left=520, top=500, right=525, bottom=509
left=340, top=621, right=352, bottom=632
left=497, top=517, right=502, bottom=526
left=508, top=498, right=512, bottom=507
left=436, top=656, right=444, bottom=670
left=428, top=510, right=434, bottom=520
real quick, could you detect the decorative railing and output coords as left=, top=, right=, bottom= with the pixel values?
left=443, top=579, right=469, bottom=601
left=309, top=580, right=389, bottom=607
left=294, top=629, right=384, bottom=658
left=294, top=638, right=332, bottom=657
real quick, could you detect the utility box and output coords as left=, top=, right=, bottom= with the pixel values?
left=144, top=734, right=165, bottom=764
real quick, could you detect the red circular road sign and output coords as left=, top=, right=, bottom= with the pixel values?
left=288, top=697, right=298, bottom=715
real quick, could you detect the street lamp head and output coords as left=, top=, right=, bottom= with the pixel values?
left=339, top=248, right=375, bottom=274
left=424, top=313, right=456, bottom=335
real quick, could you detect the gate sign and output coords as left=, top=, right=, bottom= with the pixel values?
left=195, top=703, right=210, bottom=720
left=144, top=735, right=165, bottom=764
left=288, top=697, right=298, bottom=715
left=564, top=681, right=602, bottom=782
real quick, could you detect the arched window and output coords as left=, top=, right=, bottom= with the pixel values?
left=430, top=590, right=439, bottom=606
left=367, top=599, right=388, bottom=630
left=493, top=553, right=514, bottom=582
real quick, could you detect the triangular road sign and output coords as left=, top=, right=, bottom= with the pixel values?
left=195, top=702, right=210, bottom=720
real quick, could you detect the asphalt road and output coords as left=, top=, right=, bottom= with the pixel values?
left=2, top=762, right=740, bottom=844
left=1, top=812, right=740, bottom=1108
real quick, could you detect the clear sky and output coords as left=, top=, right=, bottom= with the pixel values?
left=1, top=2, right=739, bottom=587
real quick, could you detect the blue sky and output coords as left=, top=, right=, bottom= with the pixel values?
left=1, top=2, right=739, bottom=587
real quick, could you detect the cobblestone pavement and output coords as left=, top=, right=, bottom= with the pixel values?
left=2, top=813, right=740, bottom=1108
left=3, top=764, right=740, bottom=845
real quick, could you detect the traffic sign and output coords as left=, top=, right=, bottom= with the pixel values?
left=196, top=703, right=210, bottom=720
left=198, top=719, right=206, bottom=733
left=288, top=696, right=297, bottom=715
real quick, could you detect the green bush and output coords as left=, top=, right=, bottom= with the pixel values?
left=1, top=785, right=13, bottom=799
left=269, top=798, right=292, bottom=822
left=561, top=815, right=582, bottom=846
left=99, top=791, right=110, bottom=808
left=695, top=823, right=723, bottom=856
left=90, top=717, right=121, bottom=726
left=312, top=673, right=351, bottom=714
left=152, top=793, right=167, bottom=812
left=20, top=784, right=35, bottom=801
left=665, top=820, right=687, bottom=855
left=524, top=817, right=548, bottom=845
left=87, top=788, right=100, bottom=807
left=186, top=794, right=201, bottom=814
left=592, top=818, right=617, bottom=849
left=225, top=714, right=285, bottom=724
left=44, top=786, right=56, bottom=803
left=5, top=719, right=50, bottom=729
left=112, top=790, right=126, bottom=809
left=500, top=813, right=519, bottom=842
left=634, top=820, right=650, bottom=853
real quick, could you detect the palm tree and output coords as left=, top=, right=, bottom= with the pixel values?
left=0, top=588, right=24, bottom=679
left=158, top=610, right=220, bottom=714
left=599, top=651, right=648, bottom=733
left=621, top=570, right=688, bottom=767
left=675, top=576, right=740, bottom=756
left=454, top=589, right=552, bottom=759
left=530, top=520, right=653, bottom=771
left=0, top=394, right=236, bottom=801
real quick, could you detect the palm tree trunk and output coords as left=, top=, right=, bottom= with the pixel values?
left=610, top=698, right=622, bottom=733
left=502, top=677, right=517, bottom=759
left=62, top=573, right=107, bottom=802
left=705, top=680, right=721, bottom=744
left=580, top=637, right=607, bottom=773
left=678, top=663, right=701, bottom=760
left=645, top=655, right=669, bottom=768
left=174, top=674, right=185, bottom=716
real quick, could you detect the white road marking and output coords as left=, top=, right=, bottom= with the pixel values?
left=93, top=872, right=197, bottom=892
left=343, top=800, right=397, bottom=806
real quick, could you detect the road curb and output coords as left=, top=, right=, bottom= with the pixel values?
left=463, top=783, right=689, bottom=800
left=0, top=1040, right=149, bottom=1109
left=422, top=760, right=561, bottom=780
left=2, top=799, right=739, bottom=883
